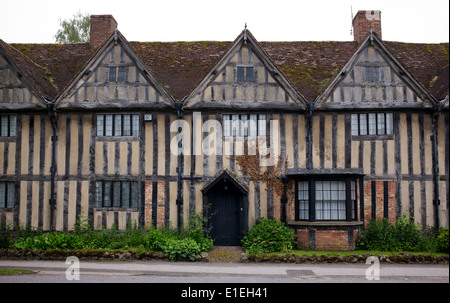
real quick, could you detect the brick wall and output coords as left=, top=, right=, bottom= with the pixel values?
left=364, top=180, right=396, bottom=226
left=297, top=230, right=310, bottom=250
left=144, top=181, right=166, bottom=228
left=296, top=228, right=359, bottom=251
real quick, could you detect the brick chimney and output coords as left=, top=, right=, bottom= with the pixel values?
left=352, top=10, right=382, bottom=43
left=90, top=15, right=118, bottom=47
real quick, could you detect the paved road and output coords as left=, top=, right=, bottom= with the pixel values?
left=0, top=259, right=448, bottom=284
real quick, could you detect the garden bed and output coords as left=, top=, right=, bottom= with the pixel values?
left=243, top=252, right=449, bottom=264
left=0, top=248, right=447, bottom=264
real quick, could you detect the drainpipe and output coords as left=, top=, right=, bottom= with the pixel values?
left=46, top=101, right=57, bottom=231
left=175, top=102, right=183, bottom=230
left=431, top=101, right=443, bottom=229
left=306, top=102, right=314, bottom=169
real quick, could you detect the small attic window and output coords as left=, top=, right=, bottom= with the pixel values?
left=108, top=67, right=125, bottom=82
left=236, top=66, right=254, bottom=82
left=364, top=66, right=380, bottom=83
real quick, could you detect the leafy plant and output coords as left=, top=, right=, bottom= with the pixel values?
left=162, top=238, right=202, bottom=261
left=435, top=227, right=449, bottom=253
left=54, top=11, right=90, bottom=43
left=0, top=224, right=12, bottom=249
left=9, top=212, right=214, bottom=261
left=12, top=231, right=83, bottom=250
left=357, top=215, right=445, bottom=252
left=242, top=218, right=296, bottom=254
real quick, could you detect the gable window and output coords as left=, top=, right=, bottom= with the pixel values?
left=95, top=181, right=138, bottom=208
left=97, top=114, right=140, bottom=137
left=351, top=113, right=393, bottom=136
left=236, top=66, right=254, bottom=82
left=223, top=114, right=266, bottom=138
left=108, top=66, right=125, bottom=83
left=0, top=182, right=14, bottom=208
left=0, top=115, right=17, bottom=137
left=364, top=66, right=380, bottom=82
left=296, top=178, right=357, bottom=222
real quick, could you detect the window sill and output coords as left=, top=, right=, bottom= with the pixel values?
left=351, top=134, right=394, bottom=141
left=95, top=136, right=140, bottom=141
left=287, top=220, right=363, bottom=227
left=94, top=207, right=139, bottom=211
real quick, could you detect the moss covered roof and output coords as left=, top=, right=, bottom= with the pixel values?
left=3, top=36, right=448, bottom=102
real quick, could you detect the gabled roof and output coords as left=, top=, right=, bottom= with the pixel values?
left=54, top=30, right=175, bottom=109
left=5, top=32, right=448, bottom=104
left=182, top=29, right=308, bottom=110
left=314, top=32, right=441, bottom=108
left=0, top=39, right=58, bottom=102
left=430, top=64, right=449, bottom=101
left=202, top=168, right=248, bottom=194
left=8, top=42, right=97, bottom=100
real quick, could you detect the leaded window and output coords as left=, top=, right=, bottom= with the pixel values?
left=97, top=114, right=140, bottom=136
left=351, top=113, right=393, bottom=136
left=236, top=66, right=254, bottom=82
left=0, top=115, right=17, bottom=137
left=108, top=66, right=125, bottom=83
left=296, top=178, right=358, bottom=221
left=364, top=66, right=380, bottom=82
left=95, top=181, right=138, bottom=208
left=223, top=114, right=266, bottom=138
left=0, top=182, right=14, bottom=208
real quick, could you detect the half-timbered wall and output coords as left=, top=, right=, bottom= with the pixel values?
left=0, top=54, right=42, bottom=105
left=189, top=44, right=296, bottom=104
left=1, top=30, right=448, bottom=235
left=0, top=113, right=53, bottom=229
left=308, top=37, right=449, bottom=227
left=324, top=46, right=425, bottom=104
left=66, top=43, right=165, bottom=104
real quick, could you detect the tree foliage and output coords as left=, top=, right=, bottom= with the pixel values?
left=54, top=11, right=90, bottom=43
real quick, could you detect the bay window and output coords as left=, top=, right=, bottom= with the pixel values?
left=296, top=177, right=358, bottom=222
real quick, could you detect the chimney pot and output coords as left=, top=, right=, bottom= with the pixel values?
left=90, top=15, right=118, bottom=47
left=352, top=10, right=382, bottom=43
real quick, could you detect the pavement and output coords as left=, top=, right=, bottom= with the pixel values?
left=0, top=259, right=448, bottom=283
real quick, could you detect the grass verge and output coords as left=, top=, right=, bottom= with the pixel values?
left=0, top=268, right=35, bottom=275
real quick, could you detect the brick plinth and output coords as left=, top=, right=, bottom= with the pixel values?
left=295, top=227, right=361, bottom=251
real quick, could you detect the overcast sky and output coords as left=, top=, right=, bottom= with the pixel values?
left=0, top=0, right=448, bottom=44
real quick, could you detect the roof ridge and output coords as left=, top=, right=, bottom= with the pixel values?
left=7, top=36, right=448, bottom=103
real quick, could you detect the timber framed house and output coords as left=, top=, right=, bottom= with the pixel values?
left=1, top=11, right=448, bottom=249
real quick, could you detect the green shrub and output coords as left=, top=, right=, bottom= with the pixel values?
left=242, top=218, right=295, bottom=254
left=395, top=215, right=429, bottom=251
left=357, top=218, right=396, bottom=251
left=357, top=215, right=443, bottom=252
left=0, top=225, right=12, bottom=249
left=12, top=231, right=83, bottom=250
left=162, top=238, right=202, bottom=261
left=435, top=227, right=449, bottom=253
left=8, top=212, right=214, bottom=261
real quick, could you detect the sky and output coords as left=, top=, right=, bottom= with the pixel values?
left=0, top=0, right=448, bottom=44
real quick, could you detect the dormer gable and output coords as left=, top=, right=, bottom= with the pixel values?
left=56, top=30, right=175, bottom=110
left=183, top=29, right=307, bottom=110
left=0, top=40, right=54, bottom=109
left=315, top=32, right=437, bottom=110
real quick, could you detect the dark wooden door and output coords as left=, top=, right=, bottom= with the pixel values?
left=208, top=184, right=242, bottom=246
